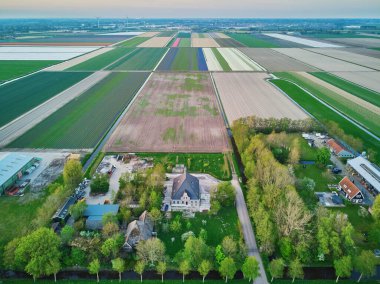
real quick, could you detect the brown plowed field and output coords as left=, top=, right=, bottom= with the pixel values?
left=106, top=72, right=230, bottom=153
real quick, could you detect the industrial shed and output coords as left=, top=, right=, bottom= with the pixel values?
left=0, top=153, right=35, bottom=195
left=83, top=204, right=119, bottom=230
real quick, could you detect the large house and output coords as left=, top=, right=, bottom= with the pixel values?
left=171, top=172, right=201, bottom=212
left=123, top=211, right=154, bottom=252
left=326, top=139, right=354, bottom=158
left=338, top=176, right=364, bottom=203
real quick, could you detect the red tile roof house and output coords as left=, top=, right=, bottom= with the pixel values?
left=326, top=139, right=354, bottom=158
left=338, top=176, right=364, bottom=203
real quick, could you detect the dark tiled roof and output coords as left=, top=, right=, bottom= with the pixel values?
left=172, top=173, right=200, bottom=200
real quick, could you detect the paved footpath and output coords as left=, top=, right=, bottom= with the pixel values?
left=232, top=174, right=269, bottom=284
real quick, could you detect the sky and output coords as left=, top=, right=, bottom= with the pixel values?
left=0, top=0, right=380, bottom=18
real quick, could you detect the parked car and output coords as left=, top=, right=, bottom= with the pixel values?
left=374, top=249, right=380, bottom=258
left=332, top=168, right=342, bottom=174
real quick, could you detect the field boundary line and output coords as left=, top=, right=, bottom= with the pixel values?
left=270, top=48, right=323, bottom=72
left=269, top=78, right=380, bottom=142
left=210, top=72, right=230, bottom=128
left=153, top=47, right=170, bottom=71
left=233, top=48, right=267, bottom=71
left=102, top=48, right=139, bottom=70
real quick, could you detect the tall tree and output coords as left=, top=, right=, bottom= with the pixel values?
left=268, top=258, right=285, bottom=283
left=149, top=208, right=162, bottom=228
left=221, top=236, right=237, bottom=259
left=134, top=261, right=146, bottom=283
left=288, top=258, right=303, bottom=283
left=101, top=237, right=120, bottom=259
left=88, top=258, right=101, bottom=283
left=372, top=195, right=380, bottom=220
left=355, top=250, right=377, bottom=282
left=316, top=147, right=331, bottom=166
left=219, top=257, right=237, bottom=283
left=63, top=160, right=83, bottom=191
left=198, top=260, right=212, bottom=283
left=112, top=258, right=125, bottom=282
left=136, top=238, right=166, bottom=265
left=213, top=182, right=236, bottom=206
left=241, top=256, right=260, bottom=282
left=183, top=236, right=210, bottom=269
left=60, top=225, right=75, bottom=245
left=334, top=256, right=352, bottom=283
left=179, top=260, right=191, bottom=283
left=156, top=261, right=167, bottom=283
left=69, top=201, right=87, bottom=221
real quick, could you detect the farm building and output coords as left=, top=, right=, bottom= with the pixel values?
left=83, top=204, right=119, bottom=230
left=338, top=176, right=364, bottom=203
left=171, top=172, right=201, bottom=212
left=347, top=156, right=380, bottom=196
left=123, top=210, right=154, bottom=252
left=0, top=153, right=36, bottom=195
left=326, top=139, right=355, bottom=158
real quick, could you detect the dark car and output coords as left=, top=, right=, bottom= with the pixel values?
left=332, top=168, right=342, bottom=174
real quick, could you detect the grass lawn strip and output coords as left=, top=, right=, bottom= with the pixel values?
left=0, top=60, right=60, bottom=82
left=117, top=37, right=150, bottom=47
left=270, top=79, right=380, bottom=163
left=275, top=72, right=380, bottom=137
left=211, top=48, right=232, bottom=71
left=8, top=72, right=149, bottom=149
left=107, top=48, right=167, bottom=70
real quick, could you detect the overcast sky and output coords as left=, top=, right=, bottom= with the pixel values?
left=1, top=0, right=380, bottom=18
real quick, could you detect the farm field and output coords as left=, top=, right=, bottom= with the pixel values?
left=156, top=48, right=208, bottom=71
left=191, top=37, right=220, bottom=47
left=117, top=37, right=150, bottom=47
left=178, top=38, right=191, bottom=47
left=68, top=48, right=134, bottom=70
left=264, top=33, right=342, bottom=47
left=239, top=48, right=317, bottom=72
left=157, top=31, right=177, bottom=37
left=213, top=72, right=308, bottom=124
left=45, top=47, right=113, bottom=71
left=136, top=32, right=159, bottom=37
left=324, top=37, right=380, bottom=48
left=331, top=71, right=380, bottom=93
left=106, top=72, right=230, bottom=153
left=137, top=37, right=172, bottom=47
left=273, top=48, right=371, bottom=71
left=226, top=33, right=278, bottom=47
left=0, top=60, right=60, bottom=82
left=311, top=72, right=380, bottom=107
left=210, top=32, right=230, bottom=39
left=270, top=79, right=380, bottom=163
left=342, top=47, right=380, bottom=59
left=106, top=48, right=167, bottom=70
left=171, top=38, right=180, bottom=47
left=191, top=33, right=209, bottom=38
left=217, top=48, right=264, bottom=71
left=8, top=72, right=149, bottom=149
left=0, top=71, right=91, bottom=127
left=301, top=33, right=378, bottom=38
left=275, top=72, right=380, bottom=137
left=177, top=32, right=191, bottom=38
left=203, top=48, right=232, bottom=71
left=213, top=38, right=246, bottom=47
left=306, top=48, right=380, bottom=70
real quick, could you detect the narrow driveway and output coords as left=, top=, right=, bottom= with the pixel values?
left=232, top=174, right=269, bottom=284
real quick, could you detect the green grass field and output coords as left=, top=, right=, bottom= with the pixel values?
left=136, top=152, right=231, bottom=180
left=158, top=31, right=177, bottom=37
left=226, top=33, right=278, bottom=47
left=69, top=48, right=135, bottom=71
left=0, top=60, right=60, bottom=83
left=274, top=72, right=380, bottom=137
left=270, top=79, right=380, bottom=163
left=0, top=71, right=91, bottom=127
left=8, top=72, right=149, bottom=149
left=178, top=38, right=191, bottom=47
left=117, top=37, right=150, bottom=47
left=177, top=32, right=191, bottom=38
left=107, top=48, right=167, bottom=70
left=310, top=72, right=380, bottom=108
left=211, top=48, right=232, bottom=71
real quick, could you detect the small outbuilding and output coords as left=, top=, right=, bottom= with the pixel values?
left=123, top=210, right=154, bottom=252
left=326, top=139, right=354, bottom=158
left=83, top=204, right=120, bottom=230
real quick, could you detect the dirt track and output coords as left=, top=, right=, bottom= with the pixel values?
left=213, top=72, right=308, bottom=124
left=106, top=72, right=230, bottom=153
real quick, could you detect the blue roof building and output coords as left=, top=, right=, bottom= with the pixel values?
left=83, top=204, right=119, bottom=230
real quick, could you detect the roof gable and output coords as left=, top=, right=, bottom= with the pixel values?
left=172, top=173, right=200, bottom=200
left=339, top=177, right=361, bottom=200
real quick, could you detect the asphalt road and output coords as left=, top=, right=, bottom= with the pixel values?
left=232, top=174, right=269, bottom=284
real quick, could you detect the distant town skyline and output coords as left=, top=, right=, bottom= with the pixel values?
left=1, top=0, right=380, bottom=18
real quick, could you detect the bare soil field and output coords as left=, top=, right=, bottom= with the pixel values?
left=191, top=38, right=220, bottom=47
left=305, top=48, right=380, bottom=71
left=239, top=48, right=317, bottom=72
left=217, top=48, right=264, bottom=71
left=325, top=38, right=380, bottom=48
left=264, top=33, right=342, bottom=48
left=331, top=71, right=380, bottom=93
left=344, top=48, right=380, bottom=59
left=203, top=48, right=223, bottom=71
left=213, top=72, right=308, bottom=124
left=210, top=33, right=230, bottom=39
left=106, top=72, right=230, bottom=153
left=136, top=32, right=159, bottom=38
left=45, top=47, right=113, bottom=71
left=298, top=72, right=380, bottom=115
left=137, top=37, right=172, bottom=47
left=273, top=48, right=372, bottom=72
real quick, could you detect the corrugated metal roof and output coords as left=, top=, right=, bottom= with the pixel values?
left=83, top=204, right=119, bottom=217
left=348, top=156, right=380, bottom=193
left=0, top=153, right=34, bottom=186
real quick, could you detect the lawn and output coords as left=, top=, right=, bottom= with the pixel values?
left=274, top=72, right=380, bottom=138
left=3, top=281, right=378, bottom=284
left=117, top=37, right=150, bottom=47
left=157, top=48, right=208, bottom=71
left=107, top=48, right=167, bottom=70
left=211, top=48, right=232, bottom=71
left=8, top=72, right=149, bottom=149
left=0, top=60, right=60, bottom=83
left=179, top=38, right=191, bottom=47
left=310, top=72, right=380, bottom=108
left=157, top=206, right=240, bottom=257
left=226, top=33, right=278, bottom=47
left=69, top=48, right=135, bottom=71
left=270, top=79, right=380, bottom=163
left=136, top=152, right=231, bottom=180
left=0, top=71, right=91, bottom=127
